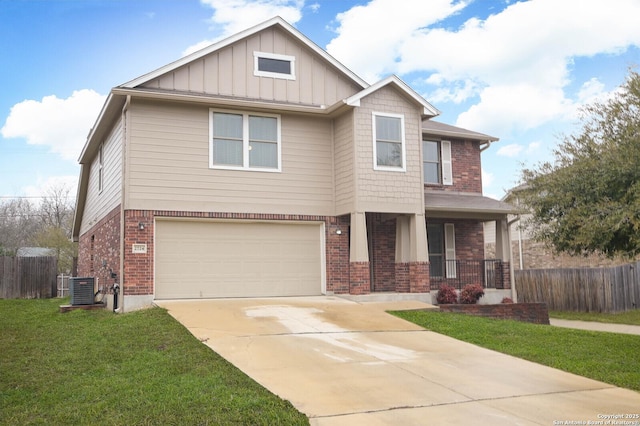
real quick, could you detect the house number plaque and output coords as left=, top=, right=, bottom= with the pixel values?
left=132, top=244, right=147, bottom=254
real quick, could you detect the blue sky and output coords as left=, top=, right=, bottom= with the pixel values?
left=2, top=0, right=640, bottom=202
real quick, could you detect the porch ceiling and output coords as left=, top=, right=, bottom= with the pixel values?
left=424, top=190, right=518, bottom=220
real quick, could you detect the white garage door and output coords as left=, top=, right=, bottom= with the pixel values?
left=155, top=220, right=324, bottom=299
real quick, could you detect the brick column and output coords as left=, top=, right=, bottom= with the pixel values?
left=123, top=210, right=154, bottom=296
left=409, top=261, right=429, bottom=293
left=349, top=262, right=371, bottom=295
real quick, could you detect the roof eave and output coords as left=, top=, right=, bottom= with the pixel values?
left=111, top=87, right=339, bottom=115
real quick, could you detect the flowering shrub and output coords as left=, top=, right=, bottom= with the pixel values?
left=501, top=297, right=514, bottom=304
left=460, top=284, right=485, bottom=304
left=436, top=284, right=458, bottom=304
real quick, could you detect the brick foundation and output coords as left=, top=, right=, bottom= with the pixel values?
left=438, top=303, right=550, bottom=324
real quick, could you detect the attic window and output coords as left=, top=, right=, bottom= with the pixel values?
left=254, top=52, right=295, bottom=80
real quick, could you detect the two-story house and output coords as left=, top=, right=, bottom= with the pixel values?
left=72, top=17, right=516, bottom=311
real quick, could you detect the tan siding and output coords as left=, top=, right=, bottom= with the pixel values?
left=353, top=86, right=424, bottom=213
left=126, top=100, right=334, bottom=215
left=139, top=27, right=361, bottom=106
left=80, top=119, right=123, bottom=234
left=334, top=111, right=355, bottom=215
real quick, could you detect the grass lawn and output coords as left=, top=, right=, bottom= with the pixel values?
left=0, top=298, right=308, bottom=425
left=391, top=310, right=640, bottom=392
left=550, top=309, right=640, bottom=325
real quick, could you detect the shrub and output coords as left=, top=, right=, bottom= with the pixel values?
left=460, top=284, right=484, bottom=304
left=436, top=284, right=458, bottom=304
left=501, top=297, right=514, bottom=304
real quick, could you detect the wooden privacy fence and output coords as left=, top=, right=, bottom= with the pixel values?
left=0, top=256, right=58, bottom=299
left=515, top=262, right=640, bottom=313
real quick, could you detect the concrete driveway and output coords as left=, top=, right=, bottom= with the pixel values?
left=156, top=297, right=640, bottom=425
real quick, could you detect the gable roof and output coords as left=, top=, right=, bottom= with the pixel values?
left=422, top=120, right=498, bottom=142
left=120, top=16, right=369, bottom=90
left=345, top=75, right=440, bottom=118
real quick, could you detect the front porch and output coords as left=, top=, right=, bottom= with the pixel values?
left=345, top=211, right=512, bottom=296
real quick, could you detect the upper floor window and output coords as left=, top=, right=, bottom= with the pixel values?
left=210, top=110, right=281, bottom=172
left=254, top=52, right=296, bottom=80
left=373, top=112, right=405, bottom=171
left=423, top=140, right=452, bottom=185
left=98, top=143, right=104, bottom=193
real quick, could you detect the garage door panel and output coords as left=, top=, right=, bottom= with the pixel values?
left=155, top=220, right=323, bottom=299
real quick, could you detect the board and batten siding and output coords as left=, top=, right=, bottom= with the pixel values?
left=140, top=27, right=361, bottom=108
left=80, top=118, right=123, bottom=235
left=125, top=99, right=335, bottom=215
left=353, top=86, right=425, bottom=213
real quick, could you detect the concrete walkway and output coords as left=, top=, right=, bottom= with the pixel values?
left=157, top=297, right=640, bottom=425
left=550, top=318, right=640, bottom=335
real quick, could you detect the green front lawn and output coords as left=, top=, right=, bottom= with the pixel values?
left=0, top=298, right=308, bottom=425
left=550, top=309, right=640, bottom=325
left=391, top=310, right=640, bottom=392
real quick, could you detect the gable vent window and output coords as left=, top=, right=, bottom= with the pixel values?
left=254, top=52, right=295, bottom=80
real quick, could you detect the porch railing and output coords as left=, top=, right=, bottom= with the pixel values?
left=430, top=259, right=509, bottom=290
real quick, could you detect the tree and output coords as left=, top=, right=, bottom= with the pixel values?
left=0, top=198, right=42, bottom=255
left=0, top=183, right=77, bottom=273
left=520, top=69, right=640, bottom=258
left=32, top=183, right=77, bottom=273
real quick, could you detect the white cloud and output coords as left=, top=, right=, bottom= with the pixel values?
left=1, top=90, right=106, bottom=162
left=326, top=0, right=640, bottom=132
left=326, top=0, right=467, bottom=83
left=183, top=0, right=305, bottom=56
left=496, top=143, right=524, bottom=158
left=527, top=141, right=541, bottom=154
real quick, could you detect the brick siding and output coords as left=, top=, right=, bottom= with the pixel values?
left=368, top=213, right=396, bottom=291
left=424, top=138, right=482, bottom=193
left=395, top=263, right=410, bottom=292
left=77, top=206, right=120, bottom=294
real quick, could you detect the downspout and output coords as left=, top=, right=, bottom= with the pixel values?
left=117, top=95, right=131, bottom=313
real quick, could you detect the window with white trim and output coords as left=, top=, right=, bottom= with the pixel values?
left=209, top=110, right=281, bottom=172
left=427, top=222, right=456, bottom=278
left=254, top=52, right=296, bottom=80
left=373, top=112, right=405, bottom=171
left=423, top=140, right=452, bottom=185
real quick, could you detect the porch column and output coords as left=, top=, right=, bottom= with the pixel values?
left=496, top=218, right=517, bottom=301
left=349, top=212, right=370, bottom=294
left=408, top=213, right=429, bottom=292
